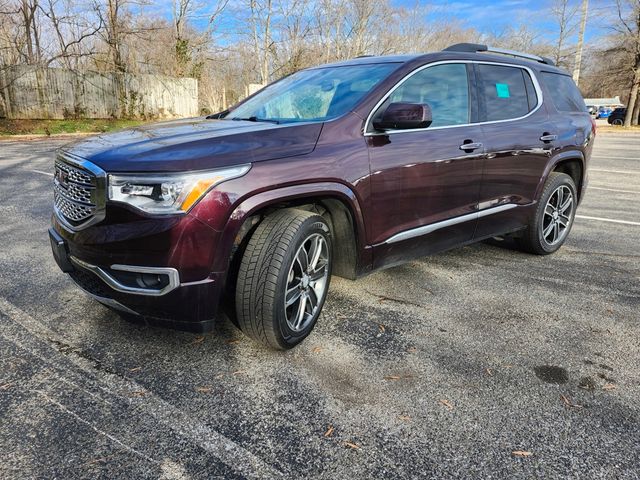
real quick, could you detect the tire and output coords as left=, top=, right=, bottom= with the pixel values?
left=235, top=209, right=332, bottom=349
left=612, top=118, right=623, bottom=126
left=517, top=172, right=577, bottom=255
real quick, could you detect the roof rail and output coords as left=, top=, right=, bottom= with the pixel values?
left=443, top=43, right=555, bottom=66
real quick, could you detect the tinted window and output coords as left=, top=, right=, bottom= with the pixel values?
left=229, top=64, right=396, bottom=123
left=541, top=72, right=586, bottom=112
left=372, top=63, right=470, bottom=129
left=478, top=64, right=536, bottom=122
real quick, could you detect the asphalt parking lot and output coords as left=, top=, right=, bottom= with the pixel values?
left=0, top=132, right=639, bottom=479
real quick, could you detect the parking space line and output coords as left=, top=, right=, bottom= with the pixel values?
left=37, top=391, right=158, bottom=464
left=0, top=297, right=285, bottom=479
left=576, top=215, right=640, bottom=226
left=590, top=168, right=640, bottom=175
left=589, top=186, right=640, bottom=194
left=31, top=169, right=54, bottom=177
left=591, top=156, right=640, bottom=161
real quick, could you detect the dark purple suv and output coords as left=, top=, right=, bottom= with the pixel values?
left=49, top=43, right=594, bottom=349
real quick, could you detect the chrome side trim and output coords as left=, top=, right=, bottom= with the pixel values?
left=70, top=256, right=180, bottom=296
left=384, top=204, right=518, bottom=244
left=364, top=60, right=544, bottom=137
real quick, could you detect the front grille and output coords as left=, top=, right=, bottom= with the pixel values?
left=53, top=154, right=106, bottom=229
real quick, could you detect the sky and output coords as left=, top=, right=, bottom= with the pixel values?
left=147, top=0, right=618, bottom=47
left=393, top=0, right=615, bottom=43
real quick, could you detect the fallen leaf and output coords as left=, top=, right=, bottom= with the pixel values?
left=232, top=370, right=246, bottom=375
left=344, top=441, right=360, bottom=450
left=378, top=324, right=386, bottom=333
left=602, top=383, right=617, bottom=391
left=397, top=415, right=411, bottom=421
left=0, top=383, right=12, bottom=390
left=130, top=391, right=147, bottom=397
left=512, top=450, right=533, bottom=457
left=128, top=367, right=142, bottom=373
left=226, top=339, right=240, bottom=345
left=196, top=386, right=212, bottom=393
left=191, top=336, right=205, bottom=344
left=324, top=425, right=334, bottom=437
left=439, top=399, right=454, bottom=411
left=384, top=375, right=401, bottom=380
left=312, top=346, right=323, bottom=353
left=485, top=368, right=493, bottom=377
left=214, top=374, right=225, bottom=379
left=368, top=291, right=423, bottom=307
left=560, top=394, right=583, bottom=409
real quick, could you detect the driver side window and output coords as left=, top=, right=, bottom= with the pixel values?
left=372, top=63, right=470, bottom=130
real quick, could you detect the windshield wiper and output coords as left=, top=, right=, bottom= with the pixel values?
left=231, top=116, right=280, bottom=124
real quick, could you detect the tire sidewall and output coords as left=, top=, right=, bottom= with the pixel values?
left=535, top=174, right=577, bottom=254
left=273, top=216, right=332, bottom=348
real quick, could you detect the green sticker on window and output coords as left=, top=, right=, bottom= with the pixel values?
left=496, top=83, right=510, bottom=98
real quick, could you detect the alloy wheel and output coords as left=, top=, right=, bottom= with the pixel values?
left=542, top=185, right=574, bottom=246
left=284, top=233, right=330, bottom=332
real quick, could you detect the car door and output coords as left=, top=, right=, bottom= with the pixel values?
left=365, top=62, right=485, bottom=269
left=474, top=62, right=557, bottom=239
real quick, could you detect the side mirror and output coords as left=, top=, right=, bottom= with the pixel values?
left=373, top=102, right=432, bottom=131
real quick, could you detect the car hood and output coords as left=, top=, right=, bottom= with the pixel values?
left=61, top=117, right=324, bottom=173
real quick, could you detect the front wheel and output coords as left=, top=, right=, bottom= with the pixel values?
left=517, top=172, right=577, bottom=255
left=235, top=209, right=332, bottom=349
left=611, top=118, right=624, bottom=126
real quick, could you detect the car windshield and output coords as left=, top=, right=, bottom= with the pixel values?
left=226, top=64, right=398, bottom=124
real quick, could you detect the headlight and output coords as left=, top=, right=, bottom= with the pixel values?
left=108, top=164, right=251, bottom=214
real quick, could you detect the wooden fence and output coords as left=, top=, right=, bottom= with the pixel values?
left=0, top=66, right=198, bottom=120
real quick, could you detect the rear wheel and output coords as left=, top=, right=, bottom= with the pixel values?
left=235, top=209, right=332, bottom=349
left=612, top=118, right=623, bottom=126
left=517, top=172, right=577, bottom=255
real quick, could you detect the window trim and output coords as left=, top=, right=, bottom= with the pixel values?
left=476, top=62, right=539, bottom=123
left=364, top=60, right=544, bottom=137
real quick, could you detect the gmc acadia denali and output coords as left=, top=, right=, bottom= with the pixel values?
left=49, top=43, right=594, bottom=349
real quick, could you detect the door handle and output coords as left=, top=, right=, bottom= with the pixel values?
left=540, top=133, right=558, bottom=142
left=459, top=142, right=483, bottom=151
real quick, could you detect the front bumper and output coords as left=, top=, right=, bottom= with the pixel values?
left=49, top=221, right=225, bottom=333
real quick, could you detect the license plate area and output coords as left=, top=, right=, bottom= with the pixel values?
left=49, top=228, right=74, bottom=272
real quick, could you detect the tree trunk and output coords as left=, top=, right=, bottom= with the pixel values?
left=624, top=66, right=640, bottom=127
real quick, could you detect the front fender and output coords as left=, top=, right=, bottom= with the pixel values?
left=210, top=182, right=369, bottom=273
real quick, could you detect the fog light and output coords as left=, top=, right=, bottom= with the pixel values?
left=136, top=273, right=166, bottom=289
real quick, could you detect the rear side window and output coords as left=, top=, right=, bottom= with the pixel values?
left=477, top=64, right=538, bottom=122
left=371, top=63, right=470, bottom=129
left=541, top=72, right=586, bottom=112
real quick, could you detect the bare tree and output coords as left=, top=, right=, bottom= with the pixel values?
left=615, top=0, right=640, bottom=126
left=550, top=0, right=580, bottom=67
left=17, top=0, right=42, bottom=64
left=40, top=0, right=102, bottom=69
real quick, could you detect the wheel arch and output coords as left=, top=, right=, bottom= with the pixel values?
left=215, top=182, right=369, bottom=284
left=537, top=150, right=585, bottom=203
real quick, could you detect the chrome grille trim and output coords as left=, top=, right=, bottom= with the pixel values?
left=53, top=151, right=107, bottom=231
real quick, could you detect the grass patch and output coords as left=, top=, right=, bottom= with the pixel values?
left=598, top=125, right=640, bottom=134
left=0, top=118, right=149, bottom=136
